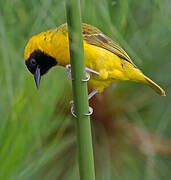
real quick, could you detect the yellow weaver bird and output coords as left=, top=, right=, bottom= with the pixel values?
left=24, top=23, right=165, bottom=98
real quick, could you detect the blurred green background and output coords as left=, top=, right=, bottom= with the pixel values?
left=0, top=0, right=171, bottom=179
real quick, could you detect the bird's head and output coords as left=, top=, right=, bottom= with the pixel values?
left=24, top=35, right=57, bottom=88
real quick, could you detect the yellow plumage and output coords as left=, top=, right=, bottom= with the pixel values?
left=24, top=23, right=165, bottom=96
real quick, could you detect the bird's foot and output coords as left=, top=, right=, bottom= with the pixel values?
left=70, top=100, right=93, bottom=118
left=70, top=90, right=98, bottom=117
left=66, top=64, right=99, bottom=117
left=66, top=64, right=73, bottom=80
left=65, top=64, right=99, bottom=81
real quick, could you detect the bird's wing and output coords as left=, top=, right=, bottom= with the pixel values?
left=82, top=23, right=136, bottom=67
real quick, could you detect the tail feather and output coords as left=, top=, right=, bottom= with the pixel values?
left=144, top=75, right=166, bottom=96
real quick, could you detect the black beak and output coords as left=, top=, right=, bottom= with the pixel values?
left=34, top=66, right=41, bottom=89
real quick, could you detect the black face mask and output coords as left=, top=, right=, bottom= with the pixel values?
left=25, top=50, right=57, bottom=88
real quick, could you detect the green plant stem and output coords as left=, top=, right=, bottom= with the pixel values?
left=65, top=0, right=95, bottom=180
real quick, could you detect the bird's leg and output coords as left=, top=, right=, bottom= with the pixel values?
left=66, top=64, right=99, bottom=117
left=88, top=90, right=98, bottom=100
left=85, top=67, right=99, bottom=76
left=65, top=64, right=99, bottom=81
left=82, top=67, right=99, bottom=82
left=83, top=90, right=98, bottom=116
left=70, top=100, right=93, bottom=117
left=70, top=90, right=98, bottom=117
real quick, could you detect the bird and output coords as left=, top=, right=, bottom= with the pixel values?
left=24, top=23, right=165, bottom=102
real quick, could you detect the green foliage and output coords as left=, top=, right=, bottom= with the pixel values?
left=0, top=0, right=170, bottom=179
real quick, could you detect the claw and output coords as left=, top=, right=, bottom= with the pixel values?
left=66, top=65, right=99, bottom=117
left=70, top=100, right=77, bottom=118
left=66, top=64, right=99, bottom=82
left=82, top=72, right=90, bottom=82
left=66, top=64, right=73, bottom=80
left=70, top=100, right=94, bottom=117
left=84, top=106, right=93, bottom=116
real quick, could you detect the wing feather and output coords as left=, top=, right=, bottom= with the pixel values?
left=57, top=23, right=136, bottom=67
left=82, top=23, right=136, bottom=67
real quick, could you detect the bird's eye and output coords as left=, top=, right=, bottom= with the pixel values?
left=30, top=58, right=37, bottom=66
